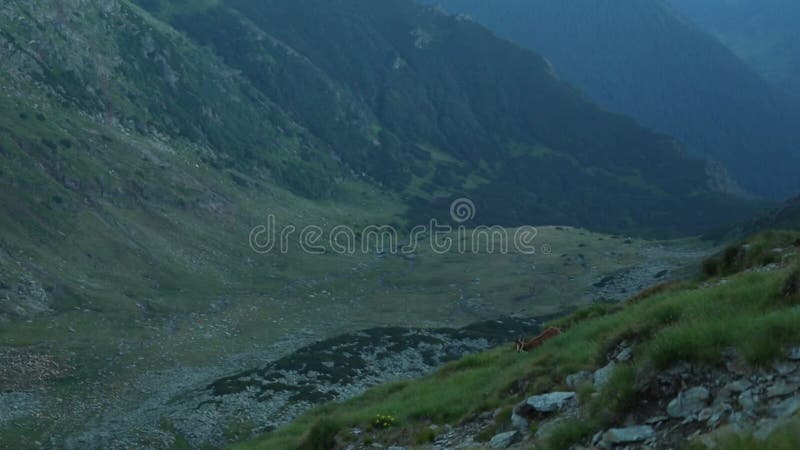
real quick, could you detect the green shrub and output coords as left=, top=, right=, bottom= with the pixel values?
left=413, top=427, right=437, bottom=444
left=545, top=419, right=598, bottom=450
left=298, top=418, right=341, bottom=450
left=588, top=364, right=637, bottom=425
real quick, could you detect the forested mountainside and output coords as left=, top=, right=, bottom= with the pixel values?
left=423, top=0, right=800, bottom=199
left=667, top=0, right=800, bottom=99
left=127, top=0, right=760, bottom=234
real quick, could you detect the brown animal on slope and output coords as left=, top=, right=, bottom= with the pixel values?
left=515, top=327, right=562, bottom=353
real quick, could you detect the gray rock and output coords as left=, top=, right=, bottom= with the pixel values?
left=616, top=347, right=633, bottom=362
left=698, top=407, right=713, bottom=422
left=788, top=347, right=800, bottom=361
left=645, top=415, right=669, bottom=424
left=594, top=362, right=617, bottom=390
left=766, top=382, right=800, bottom=398
left=772, top=362, right=797, bottom=376
left=724, top=380, right=752, bottom=393
left=489, top=430, right=519, bottom=449
left=388, top=447, right=406, bottom=450
left=566, top=371, right=594, bottom=389
left=708, top=403, right=734, bottom=427
left=601, top=425, right=655, bottom=444
left=769, top=396, right=800, bottom=418
left=738, top=390, right=759, bottom=412
left=592, top=431, right=603, bottom=447
left=526, top=392, right=577, bottom=413
left=511, top=412, right=529, bottom=432
left=668, top=386, right=711, bottom=418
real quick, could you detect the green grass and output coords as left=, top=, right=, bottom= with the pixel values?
left=708, top=417, right=800, bottom=450
left=236, top=256, right=800, bottom=450
left=702, top=230, right=800, bottom=278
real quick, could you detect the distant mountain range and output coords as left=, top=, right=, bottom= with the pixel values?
left=667, top=0, right=800, bottom=99
left=139, top=0, right=762, bottom=233
left=423, top=0, right=800, bottom=200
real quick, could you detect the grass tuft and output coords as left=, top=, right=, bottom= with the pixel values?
left=298, top=418, right=341, bottom=450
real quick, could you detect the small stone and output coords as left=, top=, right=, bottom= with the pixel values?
left=592, top=431, right=603, bottom=447
left=388, top=447, right=406, bottom=450
left=566, top=371, right=593, bottom=389
left=616, top=347, right=633, bottom=362
left=772, top=361, right=797, bottom=376
left=594, top=362, right=617, bottom=390
left=724, top=380, right=752, bottom=393
left=668, top=387, right=711, bottom=418
left=489, top=430, right=519, bottom=449
left=698, top=407, right=713, bottom=421
left=738, top=390, right=759, bottom=412
left=525, top=392, right=577, bottom=413
left=708, top=403, right=734, bottom=427
left=645, top=415, right=669, bottom=424
left=769, top=396, right=800, bottom=418
left=511, top=412, right=529, bottom=432
left=788, top=347, right=800, bottom=361
left=766, top=382, right=800, bottom=398
left=601, top=425, right=655, bottom=444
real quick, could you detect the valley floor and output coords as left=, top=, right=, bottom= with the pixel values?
left=0, top=228, right=708, bottom=449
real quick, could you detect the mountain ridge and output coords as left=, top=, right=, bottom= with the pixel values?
left=422, top=0, right=800, bottom=199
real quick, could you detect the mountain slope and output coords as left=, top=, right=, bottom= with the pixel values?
left=131, top=0, right=766, bottom=235
left=423, top=0, right=800, bottom=199
left=238, top=232, right=800, bottom=450
left=0, top=0, right=773, bottom=447
left=667, top=0, right=800, bottom=99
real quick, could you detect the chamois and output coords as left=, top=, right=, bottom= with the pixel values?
left=514, top=327, right=562, bottom=352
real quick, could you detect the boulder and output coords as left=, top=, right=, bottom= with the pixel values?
left=525, top=392, right=577, bottom=413
left=594, top=362, right=616, bottom=390
left=667, top=386, right=710, bottom=418
left=601, top=425, right=655, bottom=445
left=489, top=430, right=519, bottom=449
left=566, top=371, right=593, bottom=389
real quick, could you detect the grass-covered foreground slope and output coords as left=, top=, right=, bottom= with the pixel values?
left=238, top=230, right=800, bottom=450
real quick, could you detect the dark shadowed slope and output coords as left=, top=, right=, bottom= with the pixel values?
left=134, top=0, right=762, bottom=235
left=423, top=0, right=800, bottom=199
left=667, top=0, right=800, bottom=99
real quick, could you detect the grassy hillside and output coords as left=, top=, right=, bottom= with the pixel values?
left=0, top=0, right=779, bottom=447
left=238, top=230, right=800, bottom=449
left=424, top=0, right=800, bottom=199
